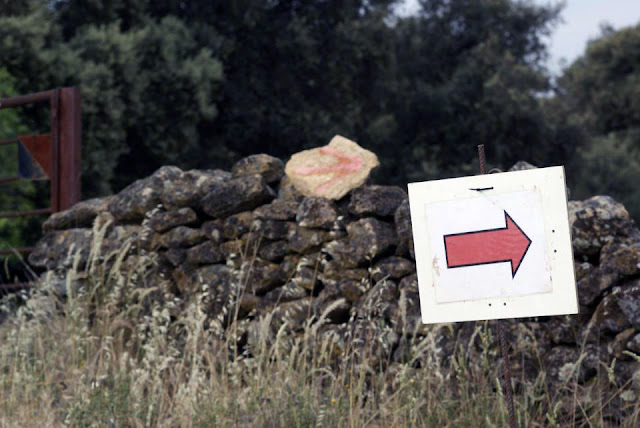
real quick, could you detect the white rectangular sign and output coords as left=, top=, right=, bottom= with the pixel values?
left=408, top=166, right=578, bottom=324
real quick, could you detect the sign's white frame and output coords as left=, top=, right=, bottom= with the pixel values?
left=408, top=166, right=578, bottom=324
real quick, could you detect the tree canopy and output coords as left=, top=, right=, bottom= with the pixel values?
left=557, top=23, right=640, bottom=217
left=2, top=1, right=640, bottom=219
left=0, top=0, right=569, bottom=197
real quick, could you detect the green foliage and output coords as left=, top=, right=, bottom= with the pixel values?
left=53, top=0, right=148, bottom=36
left=0, top=4, right=61, bottom=93
left=0, top=0, right=39, bottom=16
left=0, top=68, right=27, bottom=145
left=0, top=0, right=568, bottom=197
left=386, top=0, right=566, bottom=182
left=209, top=0, right=398, bottom=164
left=559, top=23, right=640, bottom=135
left=16, top=0, right=640, bottom=222
left=557, top=23, right=640, bottom=218
left=573, top=133, right=640, bottom=216
left=62, top=17, right=224, bottom=193
left=0, top=8, right=224, bottom=195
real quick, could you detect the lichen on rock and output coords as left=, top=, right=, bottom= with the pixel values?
left=20, top=152, right=640, bottom=393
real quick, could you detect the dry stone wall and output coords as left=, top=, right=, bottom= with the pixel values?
left=28, top=154, right=640, bottom=390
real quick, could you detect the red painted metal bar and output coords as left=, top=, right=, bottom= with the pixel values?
left=0, top=90, right=55, bottom=109
left=58, top=88, right=82, bottom=210
left=0, top=87, right=81, bottom=292
left=0, top=247, right=34, bottom=255
left=50, top=89, right=61, bottom=213
left=0, top=208, right=52, bottom=219
left=0, top=137, right=19, bottom=146
left=0, top=176, right=49, bottom=183
left=0, top=176, right=21, bottom=184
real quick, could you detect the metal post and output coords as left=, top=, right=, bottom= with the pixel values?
left=477, top=144, right=517, bottom=428
left=58, top=87, right=82, bottom=210
left=0, top=90, right=56, bottom=109
left=50, top=89, right=60, bottom=213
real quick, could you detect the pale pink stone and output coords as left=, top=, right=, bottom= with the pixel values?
left=284, top=135, right=379, bottom=200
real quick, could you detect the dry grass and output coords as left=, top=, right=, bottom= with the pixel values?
left=0, top=219, right=639, bottom=427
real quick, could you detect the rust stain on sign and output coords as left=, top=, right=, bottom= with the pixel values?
left=432, top=256, right=440, bottom=280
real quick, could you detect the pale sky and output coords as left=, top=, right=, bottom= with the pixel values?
left=398, top=0, right=640, bottom=75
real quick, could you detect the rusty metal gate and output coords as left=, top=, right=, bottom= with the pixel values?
left=0, top=88, right=81, bottom=291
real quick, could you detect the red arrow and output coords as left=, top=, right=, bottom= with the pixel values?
left=444, top=211, right=532, bottom=277
left=292, top=146, right=362, bottom=195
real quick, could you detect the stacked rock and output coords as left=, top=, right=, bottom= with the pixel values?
left=26, top=149, right=640, bottom=390
left=29, top=143, right=416, bottom=366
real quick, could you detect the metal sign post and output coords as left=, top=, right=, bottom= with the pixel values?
left=478, top=144, right=517, bottom=428
left=407, top=144, right=579, bottom=427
